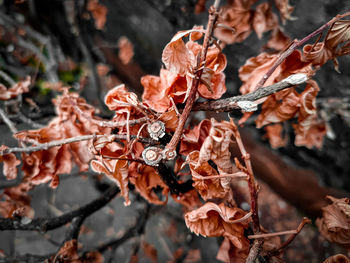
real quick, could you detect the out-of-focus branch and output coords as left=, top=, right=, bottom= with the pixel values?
left=0, top=185, right=119, bottom=231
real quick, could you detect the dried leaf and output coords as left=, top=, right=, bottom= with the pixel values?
left=214, top=1, right=253, bottom=44
left=316, top=196, right=350, bottom=248
left=129, top=163, right=169, bottom=205
left=118, top=36, right=134, bottom=64
left=187, top=151, right=227, bottom=200
left=216, top=236, right=250, bottom=263
left=142, top=241, right=158, bottom=263
left=256, top=88, right=300, bottom=128
left=253, top=3, right=279, bottom=39
left=302, top=42, right=333, bottom=67
left=180, top=119, right=212, bottom=156
left=264, top=124, right=287, bottom=149
left=264, top=28, right=291, bottom=51
left=185, top=202, right=250, bottom=250
left=87, top=0, right=107, bottom=30
left=274, top=0, right=294, bottom=23
left=323, top=254, right=350, bottom=263
left=162, top=31, right=197, bottom=75
left=293, top=80, right=326, bottom=149
left=158, top=108, right=179, bottom=132
left=0, top=76, right=30, bottom=101
left=0, top=146, right=20, bottom=180
left=326, top=20, right=350, bottom=50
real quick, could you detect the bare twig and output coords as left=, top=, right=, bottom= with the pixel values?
left=0, top=185, right=119, bottom=231
left=0, top=134, right=156, bottom=156
left=192, top=73, right=308, bottom=112
left=164, top=0, right=221, bottom=157
left=265, top=217, right=311, bottom=258
left=255, top=12, right=350, bottom=89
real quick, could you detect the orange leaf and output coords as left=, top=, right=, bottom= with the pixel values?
left=0, top=76, right=30, bottom=101
left=274, top=0, right=294, bottom=23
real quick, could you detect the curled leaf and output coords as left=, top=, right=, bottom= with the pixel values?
left=316, top=196, right=350, bottom=248
left=185, top=202, right=250, bottom=249
left=323, top=254, right=350, bottom=263
left=118, top=36, right=134, bottom=64
left=264, top=124, right=287, bottom=149
left=0, top=146, right=20, bottom=180
left=253, top=3, right=279, bottom=39
left=0, top=76, right=30, bottom=101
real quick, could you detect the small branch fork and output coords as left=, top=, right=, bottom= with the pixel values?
left=164, top=0, right=221, bottom=157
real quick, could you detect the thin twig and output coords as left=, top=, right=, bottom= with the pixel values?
left=164, top=0, right=221, bottom=156
left=0, top=134, right=156, bottom=156
left=265, top=217, right=311, bottom=258
left=255, top=12, right=350, bottom=89
left=192, top=73, right=308, bottom=112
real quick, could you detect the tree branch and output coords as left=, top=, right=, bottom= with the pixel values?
left=0, top=185, right=119, bottom=231
left=192, top=73, right=308, bottom=112
left=0, top=134, right=157, bottom=156
left=164, top=0, right=221, bottom=156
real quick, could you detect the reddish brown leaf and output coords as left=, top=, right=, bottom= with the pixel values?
left=264, top=28, right=291, bottom=52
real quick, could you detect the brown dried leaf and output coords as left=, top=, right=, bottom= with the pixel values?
left=316, top=196, right=350, bottom=248
left=293, top=80, right=326, bottom=149
left=185, top=202, right=250, bottom=250
left=326, top=20, right=350, bottom=49
left=214, top=1, right=253, bottom=44
left=274, top=0, right=294, bottom=23
left=0, top=146, right=20, bottom=180
left=323, top=254, right=350, bottom=263
left=179, top=119, right=212, bottom=156
left=142, top=241, right=158, bottom=263
left=118, top=36, right=134, bottom=64
left=264, top=124, right=287, bottom=149
left=87, top=0, right=107, bottom=30
left=129, top=163, right=169, bottom=205
left=256, top=88, right=300, bottom=128
left=302, top=42, right=333, bottom=67
left=162, top=31, right=197, bottom=75
left=141, top=74, right=170, bottom=112
left=158, top=108, right=179, bottom=132
left=264, top=28, right=291, bottom=52
left=216, top=236, right=250, bottom=263
left=0, top=76, right=30, bottom=101
left=253, top=3, right=279, bottom=39
left=187, top=151, right=227, bottom=200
